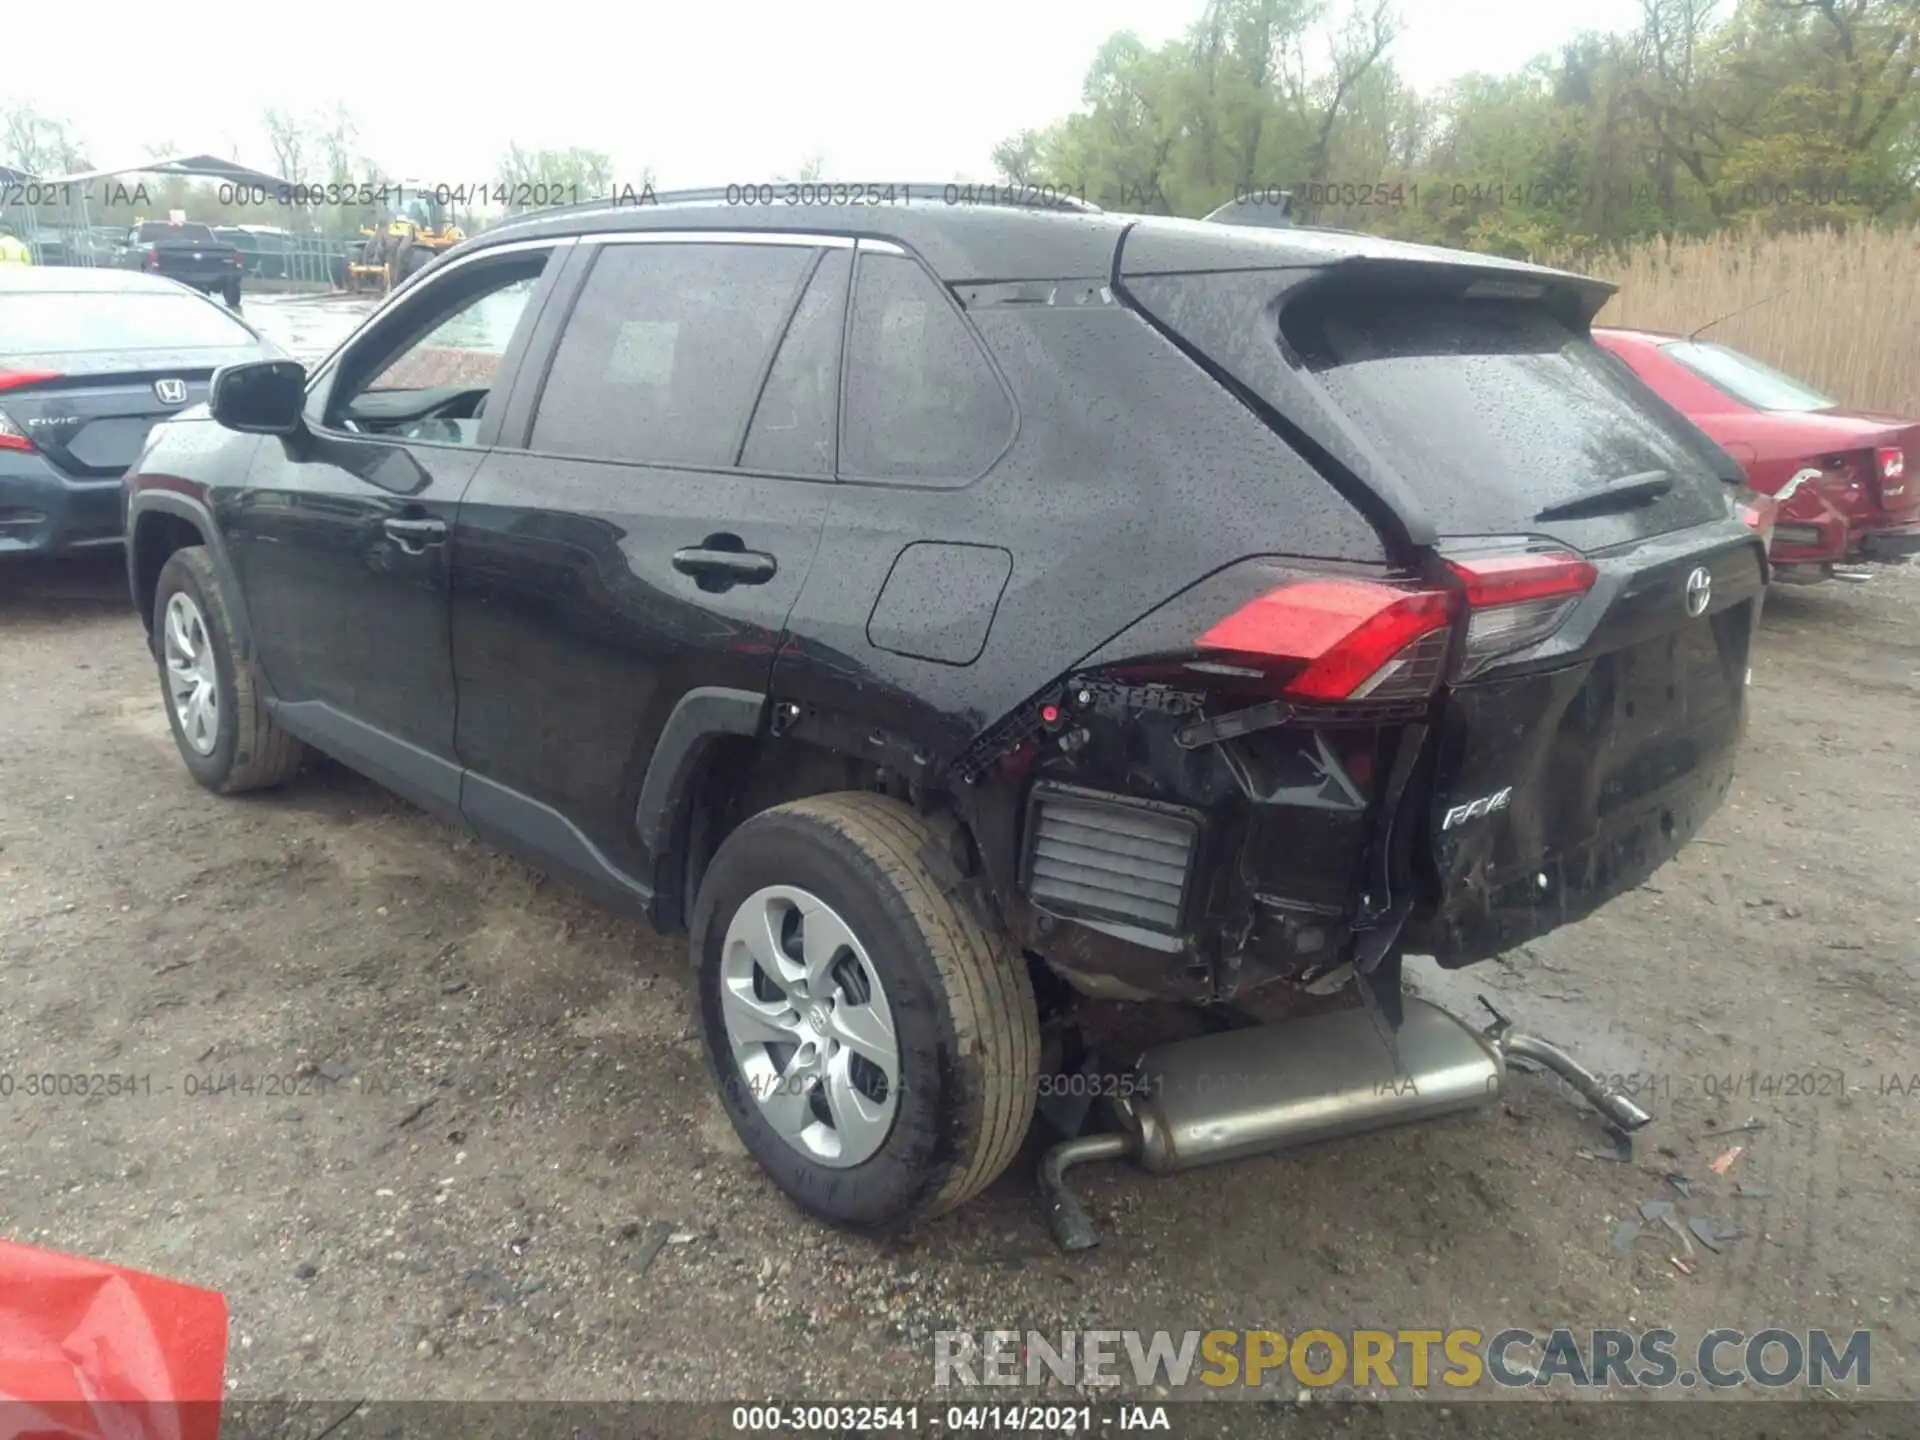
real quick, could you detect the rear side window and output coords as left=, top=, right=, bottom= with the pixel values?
left=1662, top=339, right=1835, bottom=413
left=530, top=243, right=814, bottom=467
left=1284, top=296, right=1720, bottom=533
left=841, top=253, right=1012, bottom=484
left=0, top=291, right=254, bottom=351
left=741, top=249, right=850, bottom=476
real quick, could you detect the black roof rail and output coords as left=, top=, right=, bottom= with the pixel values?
left=482, top=181, right=1104, bottom=234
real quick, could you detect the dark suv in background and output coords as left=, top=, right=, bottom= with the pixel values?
left=122, top=190, right=1767, bottom=1233
left=113, top=220, right=245, bottom=307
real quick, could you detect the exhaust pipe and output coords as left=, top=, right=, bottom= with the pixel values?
left=1039, top=998, right=1652, bottom=1251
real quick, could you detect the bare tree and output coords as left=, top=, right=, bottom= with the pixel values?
left=1306, top=0, right=1402, bottom=184
left=2, top=104, right=89, bottom=175
left=264, top=108, right=309, bottom=185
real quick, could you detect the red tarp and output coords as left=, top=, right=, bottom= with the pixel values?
left=0, top=1241, right=226, bottom=1440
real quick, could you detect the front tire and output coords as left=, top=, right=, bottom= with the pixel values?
left=153, top=546, right=304, bottom=793
left=692, top=793, right=1040, bottom=1230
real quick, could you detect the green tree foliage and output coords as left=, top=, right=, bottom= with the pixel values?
left=495, top=143, right=617, bottom=210
left=999, top=0, right=1920, bottom=259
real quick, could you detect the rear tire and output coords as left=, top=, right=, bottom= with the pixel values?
left=153, top=546, right=304, bottom=794
left=222, top=278, right=242, bottom=308
left=692, top=793, right=1040, bottom=1230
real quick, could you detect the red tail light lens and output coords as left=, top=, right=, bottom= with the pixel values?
left=0, top=371, right=61, bottom=391
left=1737, top=492, right=1779, bottom=549
left=144, top=246, right=161, bottom=270
left=0, top=372, right=58, bottom=453
left=1448, top=552, right=1597, bottom=679
left=1878, top=445, right=1907, bottom=496
left=1196, top=578, right=1454, bottom=702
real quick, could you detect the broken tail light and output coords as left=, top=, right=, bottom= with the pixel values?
left=1737, top=492, right=1779, bottom=550
left=1195, top=578, right=1454, bottom=702
left=1193, top=553, right=1598, bottom=700
left=1448, top=552, right=1598, bottom=680
left=1877, top=445, right=1906, bottom=497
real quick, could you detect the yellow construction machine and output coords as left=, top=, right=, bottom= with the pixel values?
left=346, top=184, right=465, bottom=293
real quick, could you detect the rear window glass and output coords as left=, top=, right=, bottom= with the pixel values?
left=0, top=291, right=255, bottom=351
left=841, top=253, right=1013, bottom=484
left=1661, top=339, right=1835, bottom=413
left=1284, top=296, right=1719, bottom=532
left=134, top=222, right=217, bottom=244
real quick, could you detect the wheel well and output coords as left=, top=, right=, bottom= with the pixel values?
left=660, top=734, right=970, bottom=935
left=132, top=512, right=206, bottom=633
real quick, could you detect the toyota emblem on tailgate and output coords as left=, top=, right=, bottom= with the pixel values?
left=154, top=378, right=188, bottom=405
left=1684, top=566, right=1712, bottom=617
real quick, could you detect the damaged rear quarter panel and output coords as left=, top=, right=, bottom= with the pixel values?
left=769, top=299, right=1383, bottom=777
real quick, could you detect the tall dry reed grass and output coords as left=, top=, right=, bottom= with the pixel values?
left=1569, top=226, right=1920, bottom=416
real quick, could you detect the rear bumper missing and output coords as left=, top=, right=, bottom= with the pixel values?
left=1410, top=739, right=1738, bottom=967
left=1038, top=998, right=1652, bottom=1251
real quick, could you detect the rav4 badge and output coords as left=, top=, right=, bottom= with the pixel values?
left=1442, top=786, right=1514, bottom=831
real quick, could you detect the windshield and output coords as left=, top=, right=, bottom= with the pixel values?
left=0, top=291, right=255, bottom=350
left=1661, top=339, right=1836, bottom=413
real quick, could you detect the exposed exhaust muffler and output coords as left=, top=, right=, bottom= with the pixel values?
left=1039, top=997, right=1651, bottom=1251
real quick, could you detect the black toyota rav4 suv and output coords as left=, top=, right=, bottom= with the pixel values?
left=124, top=190, right=1768, bottom=1232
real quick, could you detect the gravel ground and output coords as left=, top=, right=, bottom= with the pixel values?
left=0, top=295, right=1915, bottom=1412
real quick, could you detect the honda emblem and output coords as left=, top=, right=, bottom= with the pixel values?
left=153, top=378, right=188, bottom=405
left=1684, top=566, right=1712, bottom=618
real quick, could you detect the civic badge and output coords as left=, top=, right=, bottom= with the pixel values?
left=153, top=378, right=188, bottom=405
left=1684, top=566, right=1712, bottom=617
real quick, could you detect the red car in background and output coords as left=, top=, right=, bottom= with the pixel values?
left=1597, top=327, right=1920, bottom=580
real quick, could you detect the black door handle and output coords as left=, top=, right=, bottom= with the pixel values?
left=672, top=545, right=777, bottom=586
left=383, top=516, right=446, bottom=554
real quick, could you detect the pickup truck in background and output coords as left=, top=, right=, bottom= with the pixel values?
left=113, top=221, right=244, bottom=307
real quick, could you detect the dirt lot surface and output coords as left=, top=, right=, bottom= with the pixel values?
left=2, top=299, right=1916, bottom=1413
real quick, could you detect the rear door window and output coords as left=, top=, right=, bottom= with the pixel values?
left=740, top=249, right=850, bottom=476
left=530, top=242, right=815, bottom=467
left=1283, top=296, right=1723, bottom=535
left=840, top=252, right=1013, bottom=484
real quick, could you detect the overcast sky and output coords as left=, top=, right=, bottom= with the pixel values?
left=15, top=0, right=1641, bottom=185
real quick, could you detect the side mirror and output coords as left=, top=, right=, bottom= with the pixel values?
left=210, top=360, right=307, bottom=436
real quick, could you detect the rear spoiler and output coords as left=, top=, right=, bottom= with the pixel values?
left=1201, top=193, right=1296, bottom=228
left=1111, top=226, right=1718, bottom=558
